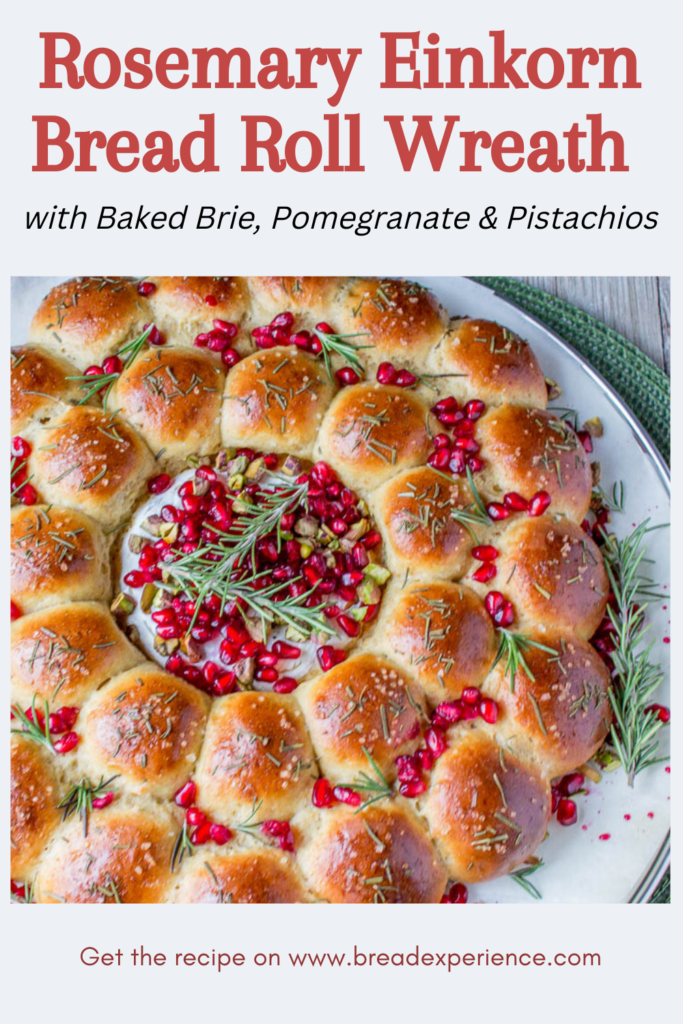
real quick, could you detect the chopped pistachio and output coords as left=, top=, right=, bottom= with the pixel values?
left=111, top=592, right=135, bottom=616
left=140, top=583, right=158, bottom=613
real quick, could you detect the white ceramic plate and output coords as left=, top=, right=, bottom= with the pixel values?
left=11, top=275, right=671, bottom=904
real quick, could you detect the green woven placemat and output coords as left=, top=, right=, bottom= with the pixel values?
left=472, top=277, right=671, bottom=904
left=471, top=277, right=670, bottom=465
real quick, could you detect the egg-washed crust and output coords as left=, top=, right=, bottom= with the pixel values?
left=11, top=277, right=616, bottom=903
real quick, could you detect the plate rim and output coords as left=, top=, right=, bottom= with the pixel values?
left=457, top=277, right=671, bottom=904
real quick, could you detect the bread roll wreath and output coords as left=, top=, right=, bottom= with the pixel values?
left=10, top=276, right=667, bottom=904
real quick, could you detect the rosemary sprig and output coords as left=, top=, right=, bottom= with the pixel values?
left=58, top=775, right=119, bottom=836
left=67, top=324, right=153, bottom=410
left=233, top=798, right=266, bottom=838
left=171, top=823, right=195, bottom=872
left=599, top=520, right=669, bottom=786
left=593, top=481, right=625, bottom=514
left=466, top=465, right=489, bottom=519
left=11, top=458, right=34, bottom=499
left=347, top=746, right=393, bottom=811
left=312, top=328, right=373, bottom=383
left=450, top=503, right=491, bottom=543
left=491, top=631, right=558, bottom=692
left=10, top=695, right=54, bottom=752
left=510, top=860, right=543, bottom=900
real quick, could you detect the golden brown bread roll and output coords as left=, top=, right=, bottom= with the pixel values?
left=422, top=726, right=551, bottom=882
left=11, top=736, right=63, bottom=881
left=29, top=405, right=155, bottom=530
left=11, top=505, right=111, bottom=614
left=370, top=466, right=475, bottom=579
left=378, top=581, right=497, bottom=705
left=334, top=278, right=448, bottom=368
left=477, top=404, right=592, bottom=522
left=296, top=654, right=426, bottom=784
left=79, top=664, right=210, bottom=798
left=496, top=516, right=608, bottom=638
left=148, top=276, right=250, bottom=343
left=296, top=802, right=447, bottom=903
left=427, top=318, right=548, bottom=408
left=487, top=632, right=612, bottom=777
left=221, top=347, right=336, bottom=457
left=247, top=276, right=345, bottom=323
left=11, top=345, right=84, bottom=435
left=10, top=601, right=141, bottom=709
left=110, top=346, right=225, bottom=467
left=35, top=800, right=177, bottom=903
left=316, top=383, right=437, bottom=492
left=173, top=846, right=308, bottom=903
left=29, top=277, right=146, bottom=371
left=195, top=692, right=316, bottom=823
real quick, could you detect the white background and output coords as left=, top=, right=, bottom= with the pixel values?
left=2, top=0, right=678, bottom=1020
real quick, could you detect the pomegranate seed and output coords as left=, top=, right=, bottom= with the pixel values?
left=213, top=674, right=237, bottom=696
left=18, top=484, right=37, bottom=505
left=465, top=400, right=485, bottom=420
left=362, top=530, right=382, bottom=549
left=91, top=792, right=115, bottom=810
left=428, top=448, right=451, bottom=470
left=472, top=563, right=497, bottom=583
left=461, top=687, right=481, bottom=705
left=84, top=364, right=105, bottom=379
left=395, top=369, right=417, bottom=388
left=332, top=786, right=361, bottom=807
left=312, top=778, right=336, bottom=808
left=102, top=355, right=123, bottom=375
left=503, top=492, right=529, bottom=512
left=485, top=591, right=505, bottom=618
left=487, top=502, right=510, bottom=521
left=10, top=601, right=21, bottom=621
left=556, top=798, right=578, bottom=826
left=222, top=348, right=241, bottom=368
left=137, top=281, right=156, bottom=297
left=433, top=433, right=451, bottom=449
left=432, top=396, right=458, bottom=417
left=124, top=571, right=146, bottom=589
left=272, top=312, right=295, bottom=331
left=336, top=367, right=360, bottom=387
left=472, top=545, right=499, bottom=561
left=330, top=518, right=348, bottom=536
left=442, top=882, right=468, bottom=904
left=337, top=614, right=361, bottom=638
left=53, top=731, right=79, bottom=754
left=425, top=728, right=447, bottom=758
left=645, top=704, right=671, bottom=724
left=25, top=706, right=45, bottom=731
left=494, top=601, right=515, bottom=628
left=273, top=677, right=297, bottom=694
left=448, top=449, right=466, bottom=475
left=417, top=748, right=434, bottom=771
left=191, top=822, right=212, bottom=845
left=11, top=437, right=32, bottom=459
left=209, top=823, right=232, bottom=845
left=272, top=640, right=301, bottom=660
left=528, top=491, right=551, bottom=516
left=453, top=418, right=475, bottom=438
left=399, top=778, right=427, bottom=798
left=213, top=319, right=238, bottom=338
left=434, top=701, right=462, bottom=724
left=204, top=295, right=217, bottom=307
left=148, top=473, right=172, bottom=495
left=174, top=780, right=197, bottom=808
left=577, top=430, right=593, bottom=453
left=479, top=698, right=499, bottom=724
left=205, top=329, right=230, bottom=352
left=315, top=321, right=333, bottom=334
left=396, top=755, right=421, bottom=782
left=376, top=362, right=398, bottom=385
left=560, top=772, right=584, bottom=796
left=551, top=786, right=562, bottom=813
left=454, top=437, right=479, bottom=454
left=143, top=324, right=165, bottom=346
left=186, top=806, right=206, bottom=826
left=317, top=647, right=348, bottom=671
left=466, top=456, right=485, bottom=472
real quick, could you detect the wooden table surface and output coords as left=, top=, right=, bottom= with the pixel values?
left=514, top=278, right=670, bottom=375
